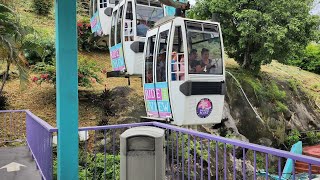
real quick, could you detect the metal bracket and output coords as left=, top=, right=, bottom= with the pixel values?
left=140, top=116, right=173, bottom=124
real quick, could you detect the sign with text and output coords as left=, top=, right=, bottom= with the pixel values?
left=109, top=43, right=126, bottom=71
left=90, top=12, right=103, bottom=35
left=144, top=83, right=172, bottom=118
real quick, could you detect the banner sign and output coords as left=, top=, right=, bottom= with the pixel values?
left=109, top=43, right=126, bottom=71
left=144, top=83, right=172, bottom=118
left=90, top=12, right=103, bottom=35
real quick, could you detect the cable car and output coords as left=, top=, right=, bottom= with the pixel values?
left=142, top=17, right=225, bottom=125
left=90, top=0, right=118, bottom=37
left=108, top=0, right=167, bottom=76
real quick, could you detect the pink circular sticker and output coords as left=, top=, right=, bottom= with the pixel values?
left=196, top=98, right=213, bottom=118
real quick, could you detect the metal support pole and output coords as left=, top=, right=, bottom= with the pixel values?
left=55, top=0, right=79, bottom=179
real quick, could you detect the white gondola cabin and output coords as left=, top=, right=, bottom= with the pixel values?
left=90, top=0, right=118, bottom=36
left=109, top=0, right=165, bottom=75
left=143, top=17, right=225, bottom=125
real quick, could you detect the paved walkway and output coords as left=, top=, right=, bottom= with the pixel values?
left=0, top=146, right=41, bottom=180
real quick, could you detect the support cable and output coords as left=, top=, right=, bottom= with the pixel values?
left=226, top=70, right=264, bottom=123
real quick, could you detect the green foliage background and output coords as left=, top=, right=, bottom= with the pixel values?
left=288, top=43, right=320, bottom=74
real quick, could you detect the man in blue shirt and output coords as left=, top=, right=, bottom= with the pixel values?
left=137, top=20, right=149, bottom=37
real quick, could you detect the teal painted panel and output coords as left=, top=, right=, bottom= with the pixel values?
left=281, top=141, right=303, bottom=179
left=55, top=0, right=79, bottom=179
left=165, top=0, right=188, bottom=16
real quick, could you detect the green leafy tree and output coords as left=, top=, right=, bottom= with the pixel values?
left=189, top=0, right=320, bottom=72
left=0, top=3, right=29, bottom=95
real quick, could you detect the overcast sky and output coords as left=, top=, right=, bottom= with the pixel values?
left=189, top=0, right=196, bottom=5
left=311, top=0, right=320, bottom=15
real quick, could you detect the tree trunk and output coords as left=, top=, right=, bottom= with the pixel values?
left=242, top=45, right=250, bottom=69
left=0, top=61, right=10, bottom=96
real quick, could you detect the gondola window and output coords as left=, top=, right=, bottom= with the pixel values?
left=156, top=30, right=169, bottom=82
left=145, top=35, right=157, bottom=83
left=186, top=22, right=223, bottom=75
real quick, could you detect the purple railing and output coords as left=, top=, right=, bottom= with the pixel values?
left=1, top=110, right=320, bottom=180
left=0, top=110, right=56, bottom=180
left=75, top=122, right=320, bottom=180
left=25, top=110, right=56, bottom=180
left=154, top=122, right=320, bottom=179
left=0, top=110, right=26, bottom=144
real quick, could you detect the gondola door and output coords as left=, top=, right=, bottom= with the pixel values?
left=143, top=28, right=159, bottom=117
left=154, top=22, right=173, bottom=118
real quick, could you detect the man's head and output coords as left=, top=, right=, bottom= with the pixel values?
left=189, top=49, right=198, bottom=61
left=201, top=48, right=209, bottom=61
left=158, top=48, right=166, bottom=61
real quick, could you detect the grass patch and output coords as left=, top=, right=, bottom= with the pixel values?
left=287, top=79, right=299, bottom=93
left=311, top=83, right=320, bottom=90
left=275, top=101, right=288, bottom=113
left=266, top=82, right=286, bottom=102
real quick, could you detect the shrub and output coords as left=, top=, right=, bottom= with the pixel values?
left=304, top=131, right=320, bottom=145
left=31, top=57, right=101, bottom=87
left=78, top=57, right=101, bottom=87
left=285, top=129, right=301, bottom=148
left=31, top=62, right=55, bottom=84
left=23, top=33, right=55, bottom=65
left=77, top=20, right=93, bottom=52
left=77, top=19, right=109, bottom=52
left=32, top=0, right=53, bottom=16
left=53, top=153, right=120, bottom=180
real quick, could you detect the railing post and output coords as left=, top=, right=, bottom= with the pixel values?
left=55, top=0, right=79, bottom=179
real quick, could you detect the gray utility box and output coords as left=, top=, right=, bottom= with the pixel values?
left=120, top=126, right=165, bottom=180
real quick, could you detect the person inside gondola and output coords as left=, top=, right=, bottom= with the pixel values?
left=146, top=68, right=153, bottom=83
left=195, top=48, right=216, bottom=73
left=157, top=48, right=166, bottom=82
left=137, top=19, right=149, bottom=37
left=188, top=49, right=200, bottom=73
left=179, top=54, right=185, bottom=80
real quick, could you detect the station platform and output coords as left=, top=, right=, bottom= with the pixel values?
left=0, top=146, right=41, bottom=180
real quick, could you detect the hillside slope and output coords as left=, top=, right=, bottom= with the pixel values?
left=2, top=0, right=319, bottom=148
left=223, top=59, right=320, bottom=147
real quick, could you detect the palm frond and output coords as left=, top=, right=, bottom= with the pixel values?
left=0, top=19, right=21, bottom=36
left=15, top=53, right=29, bottom=91
left=0, top=35, right=13, bottom=59
left=0, top=2, right=29, bottom=92
left=0, top=36, right=29, bottom=90
left=0, top=4, right=14, bottom=14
